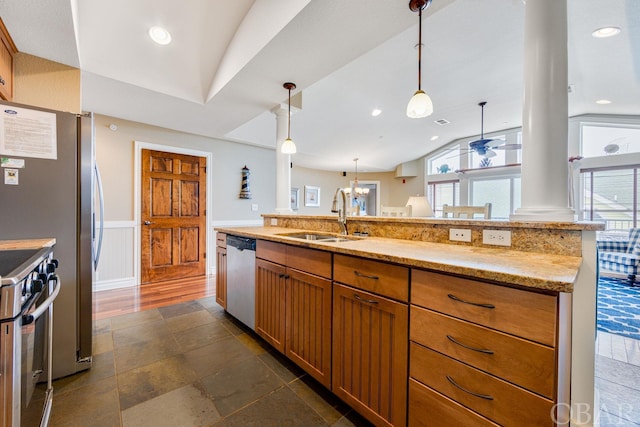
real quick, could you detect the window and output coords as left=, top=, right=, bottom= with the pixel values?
left=428, top=147, right=460, bottom=175
left=580, top=166, right=639, bottom=231
left=427, top=180, right=459, bottom=217
left=582, top=125, right=640, bottom=158
left=470, top=176, right=521, bottom=219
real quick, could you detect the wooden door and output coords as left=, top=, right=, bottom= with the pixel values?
left=141, top=149, right=206, bottom=283
left=285, top=269, right=332, bottom=388
left=332, top=283, right=409, bottom=427
left=255, top=258, right=286, bottom=353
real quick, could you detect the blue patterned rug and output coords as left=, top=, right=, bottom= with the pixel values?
left=597, top=276, right=640, bottom=340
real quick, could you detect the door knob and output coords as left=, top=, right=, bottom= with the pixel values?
left=144, top=220, right=155, bottom=225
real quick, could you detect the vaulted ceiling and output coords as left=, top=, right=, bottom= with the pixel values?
left=1, top=0, right=638, bottom=172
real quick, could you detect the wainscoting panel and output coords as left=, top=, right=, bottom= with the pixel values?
left=94, top=221, right=136, bottom=291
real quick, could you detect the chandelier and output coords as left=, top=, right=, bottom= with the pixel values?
left=344, top=158, right=369, bottom=199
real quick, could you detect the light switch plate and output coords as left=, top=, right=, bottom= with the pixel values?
left=270, top=218, right=278, bottom=226
left=251, top=204, right=258, bottom=211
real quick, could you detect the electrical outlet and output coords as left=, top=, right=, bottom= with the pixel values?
left=251, top=204, right=258, bottom=211
left=270, top=218, right=278, bottom=226
left=483, top=229, right=512, bottom=246
left=449, top=228, right=472, bottom=242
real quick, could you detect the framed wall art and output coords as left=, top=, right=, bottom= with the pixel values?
left=304, top=185, right=320, bottom=207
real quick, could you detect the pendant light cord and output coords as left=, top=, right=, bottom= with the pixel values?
left=417, top=6, right=422, bottom=91
left=287, top=87, right=292, bottom=139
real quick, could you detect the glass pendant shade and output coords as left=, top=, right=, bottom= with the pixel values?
left=281, top=137, right=297, bottom=154
left=407, top=89, right=433, bottom=118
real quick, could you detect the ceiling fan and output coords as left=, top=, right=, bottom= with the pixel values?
left=468, top=101, right=522, bottom=158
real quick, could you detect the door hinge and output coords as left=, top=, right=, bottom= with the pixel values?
left=204, top=252, right=206, bottom=259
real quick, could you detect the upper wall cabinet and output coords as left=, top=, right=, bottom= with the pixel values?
left=0, top=18, right=16, bottom=101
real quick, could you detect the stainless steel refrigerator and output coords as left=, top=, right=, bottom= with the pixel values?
left=0, top=100, right=102, bottom=379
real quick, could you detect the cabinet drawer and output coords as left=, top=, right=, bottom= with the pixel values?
left=411, top=269, right=557, bottom=346
left=287, top=245, right=331, bottom=279
left=216, top=232, right=226, bottom=248
left=410, top=344, right=554, bottom=427
left=334, top=254, right=408, bottom=302
left=409, top=378, right=498, bottom=427
left=256, top=240, right=287, bottom=265
left=411, top=307, right=555, bottom=398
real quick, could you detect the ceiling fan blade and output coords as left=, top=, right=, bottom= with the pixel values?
left=484, top=149, right=497, bottom=158
left=491, top=143, right=522, bottom=150
left=484, top=138, right=507, bottom=148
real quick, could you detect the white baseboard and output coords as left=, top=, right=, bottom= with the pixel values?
left=93, top=277, right=136, bottom=292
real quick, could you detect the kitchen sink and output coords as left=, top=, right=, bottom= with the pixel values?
left=277, top=232, right=354, bottom=243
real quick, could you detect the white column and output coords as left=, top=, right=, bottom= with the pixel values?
left=272, top=105, right=292, bottom=214
left=511, top=0, right=575, bottom=222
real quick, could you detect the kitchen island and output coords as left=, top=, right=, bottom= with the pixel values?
left=216, top=215, right=602, bottom=426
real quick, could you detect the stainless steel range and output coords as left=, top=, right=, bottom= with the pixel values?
left=0, top=246, right=60, bottom=427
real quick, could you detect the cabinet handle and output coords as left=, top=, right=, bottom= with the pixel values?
left=354, top=294, right=378, bottom=304
left=0, top=76, right=5, bottom=85
left=446, top=335, right=494, bottom=355
left=354, top=270, right=379, bottom=280
left=446, top=376, right=493, bottom=400
left=447, top=293, right=495, bottom=309
left=279, top=273, right=290, bottom=279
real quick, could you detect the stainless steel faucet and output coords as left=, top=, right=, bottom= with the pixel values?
left=331, top=188, right=348, bottom=235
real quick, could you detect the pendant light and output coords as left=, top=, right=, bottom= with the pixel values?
left=406, top=0, right=434, bottom=119
left=281, top=82, right=297, bottom=154
left=343, top=158, right=369, bottom=199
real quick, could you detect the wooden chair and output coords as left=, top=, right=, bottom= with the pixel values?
left=380, top=205, right=412, bottom=217
left=442, top=203, right=492, bottom=219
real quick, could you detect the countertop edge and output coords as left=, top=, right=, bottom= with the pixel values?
left=216, top=227, right=579, bottom=293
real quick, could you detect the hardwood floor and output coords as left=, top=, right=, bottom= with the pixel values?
left=92, top=274, right=215, bottom=320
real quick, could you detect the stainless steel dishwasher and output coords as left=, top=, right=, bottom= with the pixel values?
left=225, top=235, right=256, bottom=330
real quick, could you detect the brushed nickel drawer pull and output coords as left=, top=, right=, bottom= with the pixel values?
left=447, top=294, right=495, bottom=309
left=354, top=294, right=378, bottom=304
left=354, top=270, right=379, bottom=280
left=446, top=335, right=494, bottom=355
left=446, top=375, right=494, bottom=400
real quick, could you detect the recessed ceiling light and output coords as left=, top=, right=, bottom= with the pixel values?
left=149, top=26, right=172, bottom=45
left=592, top=27, right=621, bottom=38
left=596, top=99, right=612, bottom=105
left=371, top=108, right=382, bottom=117
left=430, top=135, right=439, bottom=141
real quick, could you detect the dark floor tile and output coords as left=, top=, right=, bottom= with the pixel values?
left=198, top=356, right=285, bottom=416
left=173, top=320, right=234, bottom=352
left=165, top=309, right=216, bottom=334
left=122, top=384, right=221, bottom=427
left=93, top=330, right=114, bottom=355
left=52, top=351, right=116, bottom=394
left=93, top=318, right=112, bottom=335
left=258, top=349, right=305, bottom=384
left=289, top=375, right=353, bottom=425
left=158, top=300, right=204, bottom=319
left=117, top=354, right=197, bottom=411
left=213, top=386, right=327, bottom=427
left=112, top=318, right=171, bottom=348
left=198, top=295, right=221, bottom=310
left=183, top=335, right=254, bottom=378
left=49, top=376, right=120, bottom=427
left=109, top=308, right=163, bottom=331
left=331, top=410, right=375, bottom=427
left=219, top=315, right=251, bottom=336
left=114, top=335, right=181, bottom=374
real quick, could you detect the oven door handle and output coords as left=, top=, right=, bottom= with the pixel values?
left=22, top=275, right=61, bottom=325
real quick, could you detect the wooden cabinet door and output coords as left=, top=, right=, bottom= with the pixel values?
left=255, top=258, right=286, bottom=353
left=0, top=19, right=15, bottom=101
left=140, top=149, right=206, bottom=283
left=332, top=283, right=409, bottom=427
left=285, top=269, right=332, bottom=388
left=215, top=246, right=227, bottom=309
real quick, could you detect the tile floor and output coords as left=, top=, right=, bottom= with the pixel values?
left=595, top=331, right=640, bottom=426
left=48, top=296, right=372, bottom=427
left=47, top=295, right=640, bottom=426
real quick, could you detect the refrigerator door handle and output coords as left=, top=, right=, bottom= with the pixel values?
left=93, top=163, right=104, bottom=270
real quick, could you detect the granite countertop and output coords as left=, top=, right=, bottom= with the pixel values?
left=216, top=226, right=582, bottom=293
left=0, top=238, right=56, bottom=250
